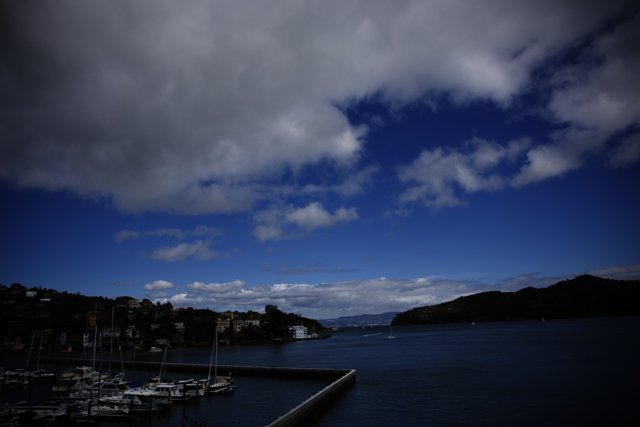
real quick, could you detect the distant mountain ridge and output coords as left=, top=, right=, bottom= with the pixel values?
left=392, top=275, right=640, bottom=325
left=320, top=312, right=398, bottom=327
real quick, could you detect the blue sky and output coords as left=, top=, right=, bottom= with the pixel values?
left=1, top=1, right=639, bottom=319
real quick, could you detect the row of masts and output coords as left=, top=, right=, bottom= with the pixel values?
left=1, top=315, right=234, bottom=424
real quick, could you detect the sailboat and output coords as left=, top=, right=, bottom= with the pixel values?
left=387, top=324, right=395, bottom=339
left=205, top=322, right=235, bottom=395
left=100, top=307, right=129, bottom=392
left=125, top=346, right=179, bottom=405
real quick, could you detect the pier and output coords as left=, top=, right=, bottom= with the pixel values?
left=38, top=358, right=356, bottom=426
left=266, top=368, right=356, bottom=427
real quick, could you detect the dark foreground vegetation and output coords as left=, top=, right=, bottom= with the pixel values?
left=393, top=275, right=640, bottom=325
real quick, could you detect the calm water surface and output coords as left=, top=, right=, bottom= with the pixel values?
left=3, top=317, right=638, bottom=426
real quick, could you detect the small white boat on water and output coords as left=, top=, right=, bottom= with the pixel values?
left=124, top=346, right=178, bottom=404
left=51, top=366, right=100, bottom=398
left=183, top=378, right=208, bottom=398
left=124, top=383, right=179, bottom=404
left=149, top=346, right=163, bottom=352
left=206, top=376, right=235, bottom=395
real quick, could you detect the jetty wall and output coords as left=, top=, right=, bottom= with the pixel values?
left=265, top=368, right=356, bottom=427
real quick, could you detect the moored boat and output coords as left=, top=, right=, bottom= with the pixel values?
left=205, top=376, right=235, bottom=395
left=205, top=322, right=236, bottom=395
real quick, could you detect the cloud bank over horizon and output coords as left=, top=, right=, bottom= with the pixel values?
left=1, top=0, right=638, bottom=217
left=143, top=262, right=640, bottom=319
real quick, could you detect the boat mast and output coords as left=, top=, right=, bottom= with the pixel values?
left=207, top=321, right=218, bottom=382
left=36, top=335, right=43, bottom=371
left=159, top=345, right=167, bottom=381
left=214, top=324, right=219, bottom=382
left=92, top=325, right=97, bottom=372
left=108, top=306, right=114, bottom=373
left=25, top=332, right=35, bottom=369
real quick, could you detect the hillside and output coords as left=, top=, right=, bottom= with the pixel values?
left=392, top=275, right=640, bottom=325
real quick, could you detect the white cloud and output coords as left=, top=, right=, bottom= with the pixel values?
left=399, top=137, right=529, bottom=209
left=187, top=280, right=246, bottom=292
left=254, top=202, right=358, bottom=241
left=511, top=139, right=583, bottom=187
left=286, top=202, right=357, bottom=230
left=148, top=262, right=640, bottom=318
left=155, top=276, right=489, bottom=318
left=157, top=293, right=204, bottom=307
left=0, top=0, right=631, bottom=214
left=548, top=16, right=640, bottom=134
left=149, top=240, right=219, bottom=262
left=143, top=280, right=175, bottom=291
left=513, top=14, right=640, bottom=185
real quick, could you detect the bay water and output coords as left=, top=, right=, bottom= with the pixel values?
left=2, top=316, right=638, bottom=426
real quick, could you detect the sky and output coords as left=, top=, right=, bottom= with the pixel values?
left=1, top=0, right=639, bottom=319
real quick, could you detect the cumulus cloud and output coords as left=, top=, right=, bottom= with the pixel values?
left=511, top=134, right=586, bottom=188
left=149, top=240, right=219, bottom=262
left=286, top=202, right=358, bottom=230
left=187, top=280, right=246, bottom=292
left=513, top=13, right=640, bottom=185
left=399, top=137, right=529, bottom=209
left=0, top=0, right=632, bottom=214
left=143, top=280, right=175, bottom=291
left=116, top=226, right=227, bottom=263
left=158, top=293, right=205, bottom=307
left=401, top=11, right=640, bottom=201
left=548, top=16, right=640, bottom=133
left=254, top=202, right=358, bottom=241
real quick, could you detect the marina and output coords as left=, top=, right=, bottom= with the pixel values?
left=0, top=357, right=356, bottom=426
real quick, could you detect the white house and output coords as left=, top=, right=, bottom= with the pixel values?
left=289, top=325, right=308, bottom=339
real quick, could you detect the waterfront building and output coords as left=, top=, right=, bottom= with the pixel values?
left=289, top=325, right=308, bottom=339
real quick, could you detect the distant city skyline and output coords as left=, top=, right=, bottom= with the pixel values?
left=1, top=1, right=639, bottom=319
